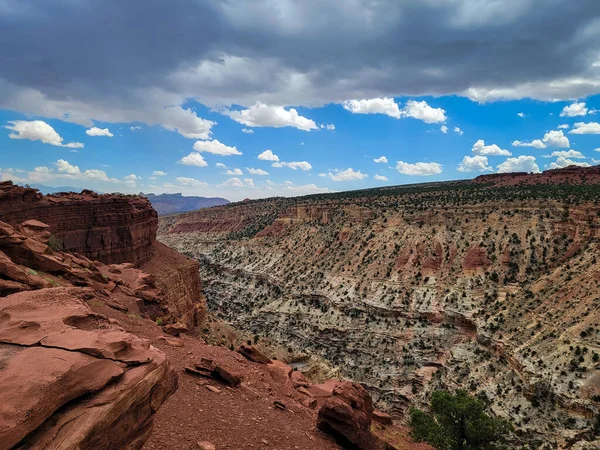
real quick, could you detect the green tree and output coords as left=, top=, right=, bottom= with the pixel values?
left=409, top=390, right=511, bottom=450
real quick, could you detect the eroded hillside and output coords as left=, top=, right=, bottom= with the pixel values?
left=159, top=167, right=600, bottom=448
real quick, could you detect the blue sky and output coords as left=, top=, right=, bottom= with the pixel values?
left=2, top=1, right=600, bottom=201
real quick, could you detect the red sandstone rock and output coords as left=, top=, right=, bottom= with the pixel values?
left=20, top=219, right=51, bottom=243
left=163, top=322, right=189, bottom=337
left=373, top=410, right=394, bottom=425
left=237, top=344, right=272, bottom=364
left=0, top=287, right=177, bottom=449
left=0, top=181, right=158, bottom=265
left=317, top=381, right=393, bottom=450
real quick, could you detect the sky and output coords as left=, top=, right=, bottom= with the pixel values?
left=1, top=1, right=600, bottom=201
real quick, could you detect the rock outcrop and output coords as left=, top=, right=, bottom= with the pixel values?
left=0, top=181, right=157, bottom=265
left=317, top=382, right=392, bottom=450
left=0, top=287, right=177, bottom=449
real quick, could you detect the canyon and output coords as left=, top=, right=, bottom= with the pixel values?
left=159, top=166, right=600, bottom=449
left=0, top=180, right=416, bottom=450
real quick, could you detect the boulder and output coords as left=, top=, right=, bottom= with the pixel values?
left=373, top=410, right=394, bottom=425
left=237, top=344, right=271, bottom=364
left=317, top=382, right=393, bottom=450
left=20, top=219, right=51, bottom=244
left=163, top=322, right=189, bottom=337
left=0, top=287, right=177, bottom=449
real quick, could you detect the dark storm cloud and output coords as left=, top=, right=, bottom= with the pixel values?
left=1, top=0, right=600, bottom=117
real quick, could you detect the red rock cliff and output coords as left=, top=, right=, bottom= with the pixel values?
left=0, top=181, right=157, bottom=266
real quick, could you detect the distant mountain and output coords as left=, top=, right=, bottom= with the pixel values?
left=142, top=193, right=229, bottom=215
left=26, top=184, right=104, bottom=194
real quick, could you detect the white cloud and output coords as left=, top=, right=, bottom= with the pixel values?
left=225, top=168, right=243, bottom=175
left=560, top=102, right=588, bottom=117
left=85, top=126, right=114, bottom=137
left=5, top=120, right=84, bottom=148
left=218, top=177, right=244, bottom=188
left=343, top=98, right=446, bottom=123
left=374, top=174, right=388, bottom=181
left=569, top=122, right=600, bottom=134
left=542, top=130, right=570, bottom=147
left=225, top=102, right=318, bottom=131
left=454, top=126, right=464, bottom=135
left=175, top=176, right=209, bottom=187
left=328, top=168, right=368, bottom=181
left=512, top=139, right=545, bottom=149
left=517, top=112, right=525, bottom=118
left=272, top=161, right=312, bottom=171
left=373, top=156, right=388, bottom=164
left=247, top=168, right=269, bottom=175
left=130, top=126, right=142, bottom=131
left=152, top=170, right=167, bottom=176
left=472, top=139, right=511, bottom=156
left=512, top=129, right=570, bottom=148
left=342, top=97, right=401, bottom=118
left=241, top=128, right=254, bottom=134
left=558, top=124, right=569, bottom=129
left=257, top=149, right=279, bottom=161
left=401, top=100, right=447, bottom=123
left=325, top=124, right=335, bottom=131
left=440, top=125, right=448, bottom=133
left=179, top=152, right=208, bottom=167
left=543, top=150, right=585, bottom=159
left=23, top=159, right=120, bottom=184
left=215, top=163, right=227, bottom=168
left=395, top=161, right=442, bottom=176
left=158, top=106, right=215, bottom=139
left=497, top=155, right=540, bottom=173
left=123, top=173, right=140, bottom=187
left=243, top=177, right=255, bottom=187
left=546, top=157, right=591, bottom=170
left=457, top=155, right=492, bottom=172
left=193, top=139, right=242, bottom=156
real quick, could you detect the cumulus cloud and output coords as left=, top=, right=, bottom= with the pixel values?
left=440, top=125, right=448, bottom=133
left=225, top=103, right=317, bottom=131
left=328, top=168, right=368, bottom=181
left=457, top=155, right=492, bottom=172
left=343, top=98, right=446, bottom=123
left=257, top=150, right=279, bottom=161
left=560, top=102, right=589, bottom=117
left=123, top=173, right=140, bottom=187
left=153, top=170, right=167, bottom=176
left=175, top=176, right=209, bottom=187
left=374, top=174, right=388, bottom=181
left=247, top=168, right=269, bottom=175
left=472, top=140, right=511, bottom=156
left=517, top=112, right=525, bottom=118
left=395, top=161, right=442, bottom=176
left=37, top=159, right=119, bottom=183
left=497, top=155, right=540, bottom=173
left=402, top=100, right=447, bottom=123
left=543, top=150, right=586, bottom=159
left=558, top=124, right=569, bottom=129
left=225, top=168, right=243, bottom=175
left=5, top=120, right=83, bottom=148
left=130, top=126, right=142, bottom=131
left=569, top=122, right=600, bottom=134
left=215, top=163, right=227, bottom=168
left=546, top=157, right=591, bottom=169
left=193, top=139, right=241, bottom=156
left=343, top=98, right=401, bottom=118
left=454, top=126, right=464, bottom=135
left=272, top=161, right=312, bottom=171
left=241, top=128, right=254, bottom=134
left=85, top=126, right=113, bottom=137
left=325, top=124, right=335, bottom=130
left=218, top=177, right=244, bottom=188
left=512, top=130, right=570, bottom=149
left=179, top=152, right=208, bottom=167
left=373, top=156, right=388, bottom=163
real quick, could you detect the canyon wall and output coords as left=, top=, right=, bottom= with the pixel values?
left=159, top=176, right=600, bottom=448
left=0, top=181, right=157, bottom=265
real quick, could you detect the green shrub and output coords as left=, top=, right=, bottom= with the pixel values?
left=47, top=234, right=62, bottom=251
left=410, top=390, right=512, bottom=450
